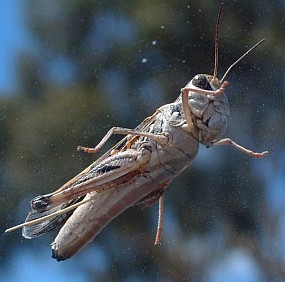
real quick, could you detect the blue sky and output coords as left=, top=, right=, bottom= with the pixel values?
left=0, top=0, right=31, bottom=94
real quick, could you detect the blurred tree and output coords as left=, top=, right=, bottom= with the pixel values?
left=1, top=0, right=284, bottom=281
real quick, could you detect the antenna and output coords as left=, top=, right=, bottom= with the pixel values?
left=220, top=39, right=265, bottom=83
left=213, top=2, right=224, bottom=80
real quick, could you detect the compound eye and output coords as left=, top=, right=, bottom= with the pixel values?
left=192, top=74, right=211, bottom=90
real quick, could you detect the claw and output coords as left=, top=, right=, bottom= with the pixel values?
left=251, top=150, right=269, bottom=158
left=213, top=81, right=230, bottom=96
left=77, top=146, right=98, bottom=153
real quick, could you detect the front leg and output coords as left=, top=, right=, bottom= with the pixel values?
left=212, top=138, right=269, bottom=158
left=181, top=80, right=229, bottom=99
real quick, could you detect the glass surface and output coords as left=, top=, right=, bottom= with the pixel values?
left=1, top=1, right=284, bottom=281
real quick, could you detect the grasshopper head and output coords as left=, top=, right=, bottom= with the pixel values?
left=191, top=74, right=221, bottom=92
left=187, top=73, right=230, bottom=146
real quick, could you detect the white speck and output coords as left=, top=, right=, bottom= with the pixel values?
left=182, top=60, right=186, bottom=63
left=187, top=5, right=190, bottom=8
left=152, top=40, right=157, bottom=46
left=141, top=58, right=148, bottom=63
left=161, top=25, right=165, bottom=29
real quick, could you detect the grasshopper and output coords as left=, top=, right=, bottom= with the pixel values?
left=5, top=3, right=268, bottom=261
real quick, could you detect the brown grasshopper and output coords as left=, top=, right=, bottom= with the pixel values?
left=5, top=3, right=268, bottom=261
